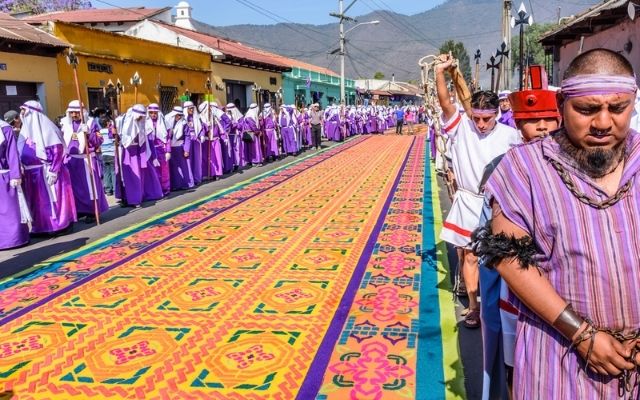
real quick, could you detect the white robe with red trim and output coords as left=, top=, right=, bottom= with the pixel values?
left=439, top=112, right=521, bottom=247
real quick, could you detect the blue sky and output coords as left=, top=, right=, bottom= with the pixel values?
left=93, top=0, right=447, bottom=26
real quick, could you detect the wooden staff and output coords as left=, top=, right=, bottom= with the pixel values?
left=449, top=57, right=472, bottom=117
left=130, top=71, right=141, bottom=104
left=113, top=79, right=127, bottom=204
left=67, top=49, right=101, bottom=225
left=206, top=78, right=213, bottom=180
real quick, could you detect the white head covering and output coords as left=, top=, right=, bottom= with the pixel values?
left=279, top=105, right=291, bottom=126
left=119, top=104, right=147, bottom=148
left=198, top=101, right=224, bottom=137
left=164, top=106, right=186, bottom=141
left=146, top=103, right=168, bottom=144
left=262, top=103, right=273, bottom=118
left=61, top=99, right=90, bottom=152
left=226, top=103, right=243, bottom=123
left=183, top=100, right=202, bottom=135
left=245, top=102, right=259, bottom=122
left=19, top=100, right=65, bottom=160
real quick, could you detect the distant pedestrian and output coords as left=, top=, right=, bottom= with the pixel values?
left=309, top=103, right=323, bottom=150
left=394, top=106, right=405, bottom=134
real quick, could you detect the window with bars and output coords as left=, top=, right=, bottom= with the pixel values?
left=159, top=86, right=178, bottom=114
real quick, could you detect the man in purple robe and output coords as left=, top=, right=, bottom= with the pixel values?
left=479, top=48, right=640, bottom=399
left=497, top=90, right=517, bottom=129
left=116, top=104, right=163, bottom=206
left=261, top=103, right=280, bottom=161
left=183, top=101, right=204, bottom=186
left=146, top=103, right=171, bottom=195
left=226, top=103, right=246, bottom=170
left=199, top=101, right=225, bottom=180
left=278, top=106, right=297, bottom=155
left=61, top=100, right=109, bottom=222
left=0, top=111, right=29, bottom=249
left=242, top=103, right=264, bottom=166
left=165, top=106, right=194, bottom=191
left=19, top=100, right=76, bottom=234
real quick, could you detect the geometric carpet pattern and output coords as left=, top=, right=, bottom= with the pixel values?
left=0, top=134, right=464, bottom=399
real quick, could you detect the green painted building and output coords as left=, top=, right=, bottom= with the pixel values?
left=282, top=65, right=356, bottom=108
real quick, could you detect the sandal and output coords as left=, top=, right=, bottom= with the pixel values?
left=460, top=307, right=470, bottom=317
left=463, top=309, right=481, bottom=329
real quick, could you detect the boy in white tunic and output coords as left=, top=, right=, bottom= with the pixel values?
left=435, top=53, right=521, bottom=328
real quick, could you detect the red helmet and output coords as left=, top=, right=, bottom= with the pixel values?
left=508, top=65, right=560, bottom=121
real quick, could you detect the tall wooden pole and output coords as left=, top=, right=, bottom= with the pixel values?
left=206, top=78, right=213, bottom=180
left=66, top=49, right=101, bottom=225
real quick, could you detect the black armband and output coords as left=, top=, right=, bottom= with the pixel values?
left=470, top=222, right=538, bottom=269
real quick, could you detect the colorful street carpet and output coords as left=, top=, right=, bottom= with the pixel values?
left=0, top=133, right=464, bottom=399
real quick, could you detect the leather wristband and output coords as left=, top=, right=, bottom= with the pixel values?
left=552, top=304, right=584, bottom=340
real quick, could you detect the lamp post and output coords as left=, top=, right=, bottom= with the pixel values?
left=331, top=1, right=379, bottom=106
left=511, top=2, right=532, bottom=90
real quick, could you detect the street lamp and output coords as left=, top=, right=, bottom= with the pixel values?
left=511, top=2, right=532, bottom=90
left=339, top=20, right=379, bottom=105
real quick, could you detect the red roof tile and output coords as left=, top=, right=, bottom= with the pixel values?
left=23, top=7, right=170, bottom=24
left=0, top=13, right=68, bottom=47
left=157, top=22, right=291, bottom=71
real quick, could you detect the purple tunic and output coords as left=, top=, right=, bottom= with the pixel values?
left=241, top=116, right=264, bottom=165
left=201, top=120, right=225, bottom=178
left=65, top=120, right=109, bottom=216
left=498, top=109, right=517, bottom=129
left=169, top=125, right=194, bottom=191
left=0, top=126, right=29, bottom=248
left=228, top=120, right=246, bottom=169
left=278, top=114, right=297, bottom=155
left=21, top=142, right=76, bottom=233
left=149, top=119, right=171, bottom=195
left=485, top=132, right=640, bottom=399
left=263, top=115, right=280, bottom=158
left=186, top=115, right=203, bottom=185
left=121, top=138, right=163, bottom=206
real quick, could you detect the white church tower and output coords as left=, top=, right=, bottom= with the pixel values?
left=175, top=1, right=195, bottom=30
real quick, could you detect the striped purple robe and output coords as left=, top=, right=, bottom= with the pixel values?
left=485, top=131, right=640, bottom=399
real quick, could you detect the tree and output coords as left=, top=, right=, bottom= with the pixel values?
left=373, top=71, right=385, bottom=79
left=439, top=40, right=472, bottom=84
left=0, top=0, right=92, bottom=14
left=511, top=22, right=557, bottom=71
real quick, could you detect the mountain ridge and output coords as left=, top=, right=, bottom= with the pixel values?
left=213, top=0, right=598, bottom=85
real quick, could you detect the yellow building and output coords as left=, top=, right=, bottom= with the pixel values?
left=126, top=19, right=291, bottom=113
left=0, top=13, right=68, bottom=118
left=46, top=21, right=211, bottom=116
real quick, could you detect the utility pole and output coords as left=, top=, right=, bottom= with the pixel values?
left=330, top=0, right=358, bottom=105
left=501, top=0, right=512, bottom=90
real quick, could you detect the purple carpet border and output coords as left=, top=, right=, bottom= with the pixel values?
left=296, top=136, right=417, bottom=400
left=0, top=137, right=368, bottom=326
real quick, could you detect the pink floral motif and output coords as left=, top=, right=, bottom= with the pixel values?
left=374, top=254, right=417, bottom=276
left=380, top=230, right=418, bottom=247
left=226, top=344, right=274, bottom=369
left=129, top=225, right=177, bottom=242
left=231, top=252, right=260, bottom=263
left=307, top=254, right=331, bottom=265
left=77, top=248, right=129, bottom=267
left=170, top=210, right=209, bottom=224
left=325, top=230, right=350, bottom=239
left=355, top=287, right=418, bottom=322
left=0, top=276, right=63, bottom=309
left=160, top=250, right=192, bottom=263
left=98, top=285, right=132, bottom=298
left=275, top=288, right=313, bottom=304
left=328, top=341, right=414, bottom=400
left=0, top=335, right=43, bottom=358
left=110, top=340, right=156, bottom=365
left=185, top=287, right=221, bottom=301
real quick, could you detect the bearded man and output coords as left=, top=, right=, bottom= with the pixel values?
left=478, top=48, right=640, bottom=398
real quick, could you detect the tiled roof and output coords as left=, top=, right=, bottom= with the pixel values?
left=22, top=7, right=170, bottom=24
left=157, top=22, right=291, bottom=72
left=0, top=13, right=68, bottom=47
